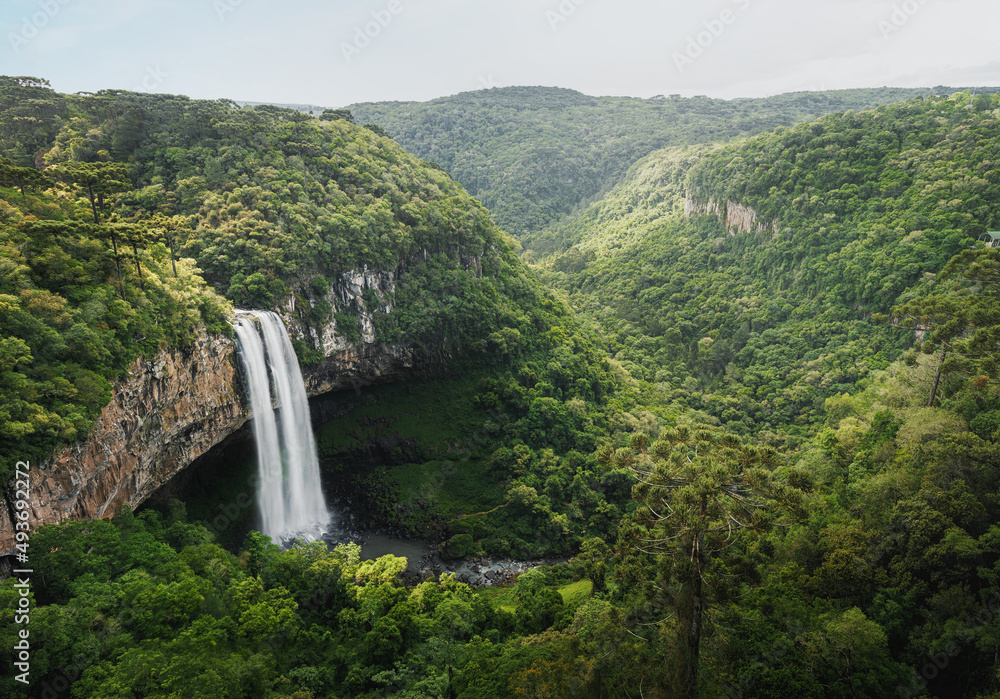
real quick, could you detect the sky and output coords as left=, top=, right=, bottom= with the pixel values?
left=2, top=0, right=999, bottom=108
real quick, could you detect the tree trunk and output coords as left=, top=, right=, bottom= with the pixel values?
left=168, top=235, right=177, bottom=277
left=677, top=501, right=707, bottom=698
left=686, top=562, right=704, bottom=697
left=928, top=343, right=947, bottom=407
left=86, top=184, right=99, bottom=223
left=131, top=241, right=144, bottom=289
left=110, top=234, right=125, bottom=300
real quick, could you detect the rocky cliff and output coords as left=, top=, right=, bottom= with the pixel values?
left=684, top=195, right=777, bottom=235
left=0, top=332, right=243, bottom=559
left=0, top=268, right=433, bottom=559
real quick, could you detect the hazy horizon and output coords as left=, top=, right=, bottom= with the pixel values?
left=3, top=0, right=998, bottom=109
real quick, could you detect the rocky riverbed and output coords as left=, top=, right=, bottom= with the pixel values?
left=335, top=528, right=563, bottom=588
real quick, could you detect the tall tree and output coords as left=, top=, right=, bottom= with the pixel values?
left=0, top=156, right=50, bottom=202
left=148, top=214, right=188, bottom=278
left=119, top=223, right=150, bottom=289
left=47, top=161, right=130, bottom=223
left=609, top=427, right=805, bottom=697
left=883, top=247, right=1000, bottom=404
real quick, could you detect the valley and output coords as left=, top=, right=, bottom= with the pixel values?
left=2, top=76, right=1000, bottom=697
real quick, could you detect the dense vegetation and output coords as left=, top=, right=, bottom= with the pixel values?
left=0, top=78, right=234, bottom=475
left=0, top=504, right=608, bottom=698
left=0, top=76, right=624, bottom=486
left=350, top=85, right=974, bottom=238
left=5, top=75, right=1000, bottom=697
left=534, top=91, right=1000, bottom=446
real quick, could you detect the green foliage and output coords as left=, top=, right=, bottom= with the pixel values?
left=351, top=85, right=962, bottom=238
left=1, top=78, right=569, bottom=365
left=11, top=77, right=1000, bottom=699
left=0, top=504, right=529, bottom=698
left=0, top=79, right=604, bottom=483
left=0, top=211, right=230, bottom=481
left=535, top=94, right=1000, bottom=442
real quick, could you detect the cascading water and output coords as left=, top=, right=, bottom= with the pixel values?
left=233, top=310, right=330, bottom=544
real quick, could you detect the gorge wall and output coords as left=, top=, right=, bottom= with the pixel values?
left=684, top=194, right=777, bottom=235
left=0, top=268, right=429, bottom=558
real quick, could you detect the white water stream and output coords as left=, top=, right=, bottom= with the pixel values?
left=233, top=310, right=330, bottom=544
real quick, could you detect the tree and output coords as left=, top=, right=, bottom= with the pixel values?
left=363, top=123, right=390, bottom=138
left=118, top=222, right=151, bottom=289
left=319, top=108, right=355, bottom=123
left=0, top=156, right=50, bottom=202
left=92, top=222, right=130, bottom=300
left=884, top=247, right=1000, bottom=405
left=610, top=426, right=804, bottom=697
left=47, top=161, right=130, bottom=223
left=147, top=214, right=188, bottom=277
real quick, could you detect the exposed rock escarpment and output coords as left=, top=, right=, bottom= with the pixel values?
left=684, top=195, right=776, bottom=235
left=1, top=333, right=244, bottom=557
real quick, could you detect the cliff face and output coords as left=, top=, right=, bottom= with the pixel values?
left=1, top=333, right=244, bottom=557
left=684, top=195, right=776, bottom=235
left=0, top=268, right=434, bottom=557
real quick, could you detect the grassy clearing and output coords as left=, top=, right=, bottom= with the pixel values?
left=476, top=577, right=593, bottom=615
left=477, top=585, right=518, bottom=613
left=558, top=579, right=593, bottom=605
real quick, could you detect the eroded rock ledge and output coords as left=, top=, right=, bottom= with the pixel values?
left=0, top=332, right=243, bottom=557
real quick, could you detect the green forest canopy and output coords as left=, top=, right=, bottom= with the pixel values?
left=349, top=85, right=988, bottom=239
left=4, top=77, right=1000, bottom=697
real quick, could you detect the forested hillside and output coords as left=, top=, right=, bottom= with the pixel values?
left=522, top=90, right=1000, bottom=697
left=5, top=76, right=1000, bottom=698
left=350, top=85, right=972, bottom=238
left=0, top=75, right=631, bottom=512
left=536, top=91, right=1000, bottom=443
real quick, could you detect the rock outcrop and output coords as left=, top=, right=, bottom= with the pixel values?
left=684, top=195, right=776, bottom=235
left=1, top=332, right=244, bottom=557
left=0, top=267, right=440, bottom=558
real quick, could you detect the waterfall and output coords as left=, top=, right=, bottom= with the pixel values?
left=233, top=310, right=330, bottom=544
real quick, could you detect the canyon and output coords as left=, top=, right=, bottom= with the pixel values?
left=0, top=269, right=426, bottom=558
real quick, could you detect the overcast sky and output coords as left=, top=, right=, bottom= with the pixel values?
left=3, top=0, right=999, bottom=107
